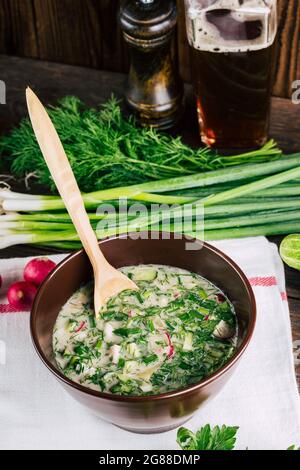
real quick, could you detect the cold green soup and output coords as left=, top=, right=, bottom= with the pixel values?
left=53, top=265, right=237, bottom=396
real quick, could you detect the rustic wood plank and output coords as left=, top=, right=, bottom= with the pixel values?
left=32, top=0, right=128, bottom=71
left=273, top=0, right=300, bottom=97
left=0, top=0, right=38, bottom=57
left=0, top=55, right=126, bottom=135
left=0, top=1, right=299, bottom=98
left=1, top=55, right=300, bottom=152
left=0, top=0, right=129, bottom=70
left=287, top=296, right=300, bottom=388
left=270, top=97, right=300, bottom=153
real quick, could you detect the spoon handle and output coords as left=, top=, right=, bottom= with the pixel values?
left=26, top=88, right=108, bottom=272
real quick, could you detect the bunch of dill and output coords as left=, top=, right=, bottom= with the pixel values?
left=0, top=96, right=280, bottom=193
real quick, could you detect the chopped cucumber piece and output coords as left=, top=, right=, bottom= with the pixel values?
left=198, top=306, right=210, bottom=316
left=142, top=290, right=152, bottom=299
left=66, top=319, right=77, bottom=332
left=198, top=289, right=208, bottom=299
left=94, top=340, right=102, bottom=350
left=69, top=356, right=79, bottom=367
left=124, top=360, right=139, bottom=374
left=183, top=333, right=193, bottom=351
left=140, top=383, right=153, bottom=393
left=127, top=342, right=141, bottom=358
left=132, top=267, right=157, bottom=282
left=63, top=348, right=71, bottom=357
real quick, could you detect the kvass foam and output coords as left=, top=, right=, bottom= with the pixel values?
left=185, top=0, right=277, bottom=53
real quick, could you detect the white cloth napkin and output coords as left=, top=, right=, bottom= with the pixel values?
left=0, top=237, right=299, bottom=450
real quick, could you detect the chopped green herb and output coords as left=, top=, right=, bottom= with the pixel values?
left=94, top=340, right=102, bottom=351
left=147, top=319, right=155, bottom=332
left=88, top=315, right=96, bottom=328
left=177, top=424, right=239, bottom=450
left=143, top=354, right=158, bottom=365
left=118, top=358, right=125, bottom=368
left=114, top=328, right=141, bottom=337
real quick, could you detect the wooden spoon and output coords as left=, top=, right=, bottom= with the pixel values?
left=26, top=87, right=138, bottom=317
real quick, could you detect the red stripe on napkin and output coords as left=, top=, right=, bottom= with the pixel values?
left=0, top=304, right=25, bottom=314
left=249, top=276, right=277, bottom=287
left=281, top=292, right=288, bottom=301
left=248, top=276, right=288, bottom=301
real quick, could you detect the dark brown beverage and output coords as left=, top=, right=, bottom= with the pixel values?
left=185, top=1, right=277, bottom=148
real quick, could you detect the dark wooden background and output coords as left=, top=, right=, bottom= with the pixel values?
left=0, top=0, right=299, bottom=99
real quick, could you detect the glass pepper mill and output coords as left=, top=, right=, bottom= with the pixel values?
left=119, top=0, right=183, bottom=130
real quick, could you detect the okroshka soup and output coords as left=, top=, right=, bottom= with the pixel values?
left=53, top=264, right=237, bottom=397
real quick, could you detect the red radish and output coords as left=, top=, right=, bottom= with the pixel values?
left=165, top=332, right=175, bottom=359
left=7, top=281, right=37, bottom=311
left=0, top=275, right=2, bottom=289
left=75, top=321, right=86, bottom=333
left=24, top=257, right=56, bottom=286
left=216, top=293, right=226, bottom=303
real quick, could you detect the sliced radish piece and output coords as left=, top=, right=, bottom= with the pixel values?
left=165, top=332, right=175, bottom=359
left=75, top=321, right=86, bottom=333
left=216, top=293, right=226, bottom=303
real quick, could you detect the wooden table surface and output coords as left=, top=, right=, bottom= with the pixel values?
left=0, top=55, right=299, bottom=389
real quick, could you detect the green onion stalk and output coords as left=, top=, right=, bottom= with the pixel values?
left=1, top=205, right=300, bottom=250
left=1, top=154, right=300, bottom=249
left=1, top=154, right=300, bottom=212
left=28, top=217, right=300, bottom=251
left=2, top=213, right=299, bottom=251
left=1, top=198, right=299, bottom=226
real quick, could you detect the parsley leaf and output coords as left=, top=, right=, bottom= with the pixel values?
left=177, top=424, right=239, bottom=450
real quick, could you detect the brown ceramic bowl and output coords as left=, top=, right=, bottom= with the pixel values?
left=30, top=232, right=256, bottom=434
